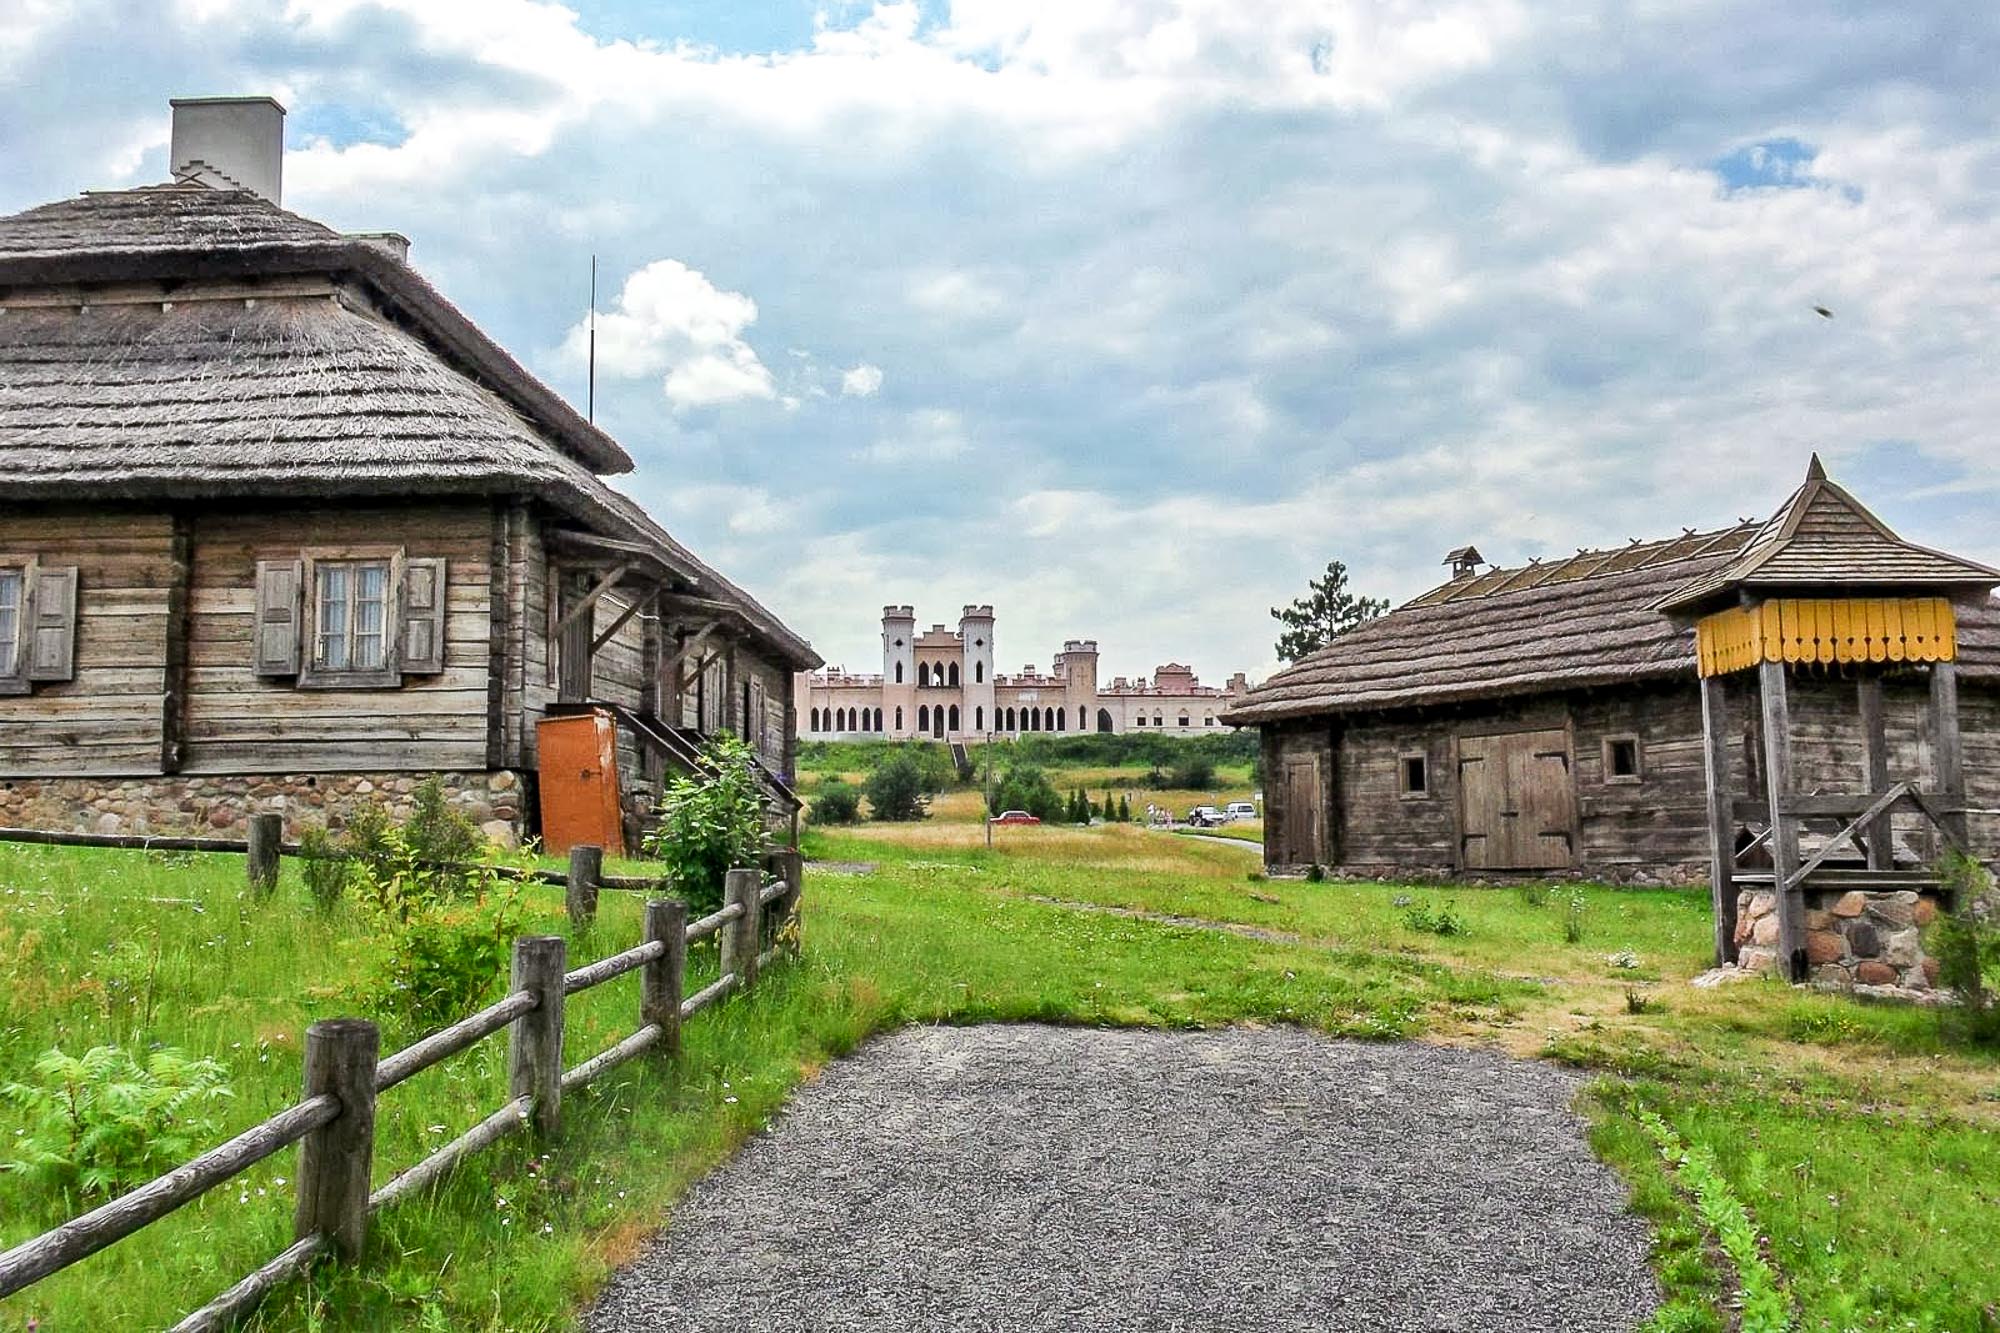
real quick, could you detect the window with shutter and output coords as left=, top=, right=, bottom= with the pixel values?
left=295, top=548, right=403, bottom=689
left=25, top=566, right=78, bottom=682
left=401, top=557, right=447, bottom=674
left=0, top=567, right=28, bottom=694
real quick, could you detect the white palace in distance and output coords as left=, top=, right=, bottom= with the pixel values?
left=794, top=604, right=1251, bottom=741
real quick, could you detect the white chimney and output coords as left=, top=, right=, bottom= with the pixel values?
left=169, top=96, right=285, bottom=203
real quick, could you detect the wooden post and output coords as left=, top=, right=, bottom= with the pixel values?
left=1699, top=674, right=1738, bottom=965
left=509, top=936, right=567, bottom=1136
left=294, top=1019, right=379, bottom=1263
left=160, top=512, right=192, bottom=775
left=642, top=899, right=686, bottom=1058
left=1857, top=673, right=1893, bottom=870
left=774, top=848, right=804, bottom=951
left=719, top=868, right=761, bottom=988
left=1758, top=658, right=1807, bottom=981
left=566, top=844, right=603, bottom=927
left=1931, top=660, right=1969, bottom=849
left=246, top=813, right=283, bottom=896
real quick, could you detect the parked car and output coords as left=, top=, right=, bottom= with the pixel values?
left=1225, top=801, right=1258, bottom=821
left=989, top=810, right=1042, bottom=826
left=1186, top=805, right=1226, bottom=827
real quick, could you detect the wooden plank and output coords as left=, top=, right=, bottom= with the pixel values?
left=1758, top=658, right=1806, bottom=981
left=1856, top=673, right=1892, bottom=870
left=486, top=503, right=509, bottom=771
left=1699, top=674, right=1736, bottom=965
left=1931, top=661, right=1968, bottom=848
left=160, top=512, right=193, bottom=775
left=551, top=561, right=634, bottom=640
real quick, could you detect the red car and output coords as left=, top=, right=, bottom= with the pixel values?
left=988, top=810, right=1042, bottom=826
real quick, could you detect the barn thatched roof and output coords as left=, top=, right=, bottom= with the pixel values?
left=1222, top=514, right=2000, bottom=726
left=0, top=182, right=819, bottom=668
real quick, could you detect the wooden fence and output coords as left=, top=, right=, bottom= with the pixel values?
left=0, top=836, right=803, bottom=1330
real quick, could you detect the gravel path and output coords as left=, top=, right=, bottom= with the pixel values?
left=585, top=1025, right=1658, bottom=1332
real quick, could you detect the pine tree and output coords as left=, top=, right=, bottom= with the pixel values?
left=1118, top=793, right=1131, bottom=822
left=1270, top=559, right=1388, bottom=662
left=1102, top=790, right=1116, bottom=821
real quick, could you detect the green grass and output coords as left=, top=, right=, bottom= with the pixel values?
left=5, top=818, right=2000, bottom=1331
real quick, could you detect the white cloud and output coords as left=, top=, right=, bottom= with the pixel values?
left=854, top=408, right=971, bottom=463
left=562, top=259, right=774, bottom=410
left=907, top=270, right=1006, bottom=318
left=840, top=362, right=884, bottom=396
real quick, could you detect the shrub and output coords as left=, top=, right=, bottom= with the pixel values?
left=1102, top=790, right=1117, bottom=821
left=1118, top=793, right=1131, bottom=823
left=1562, top=890, right=1588, bottom=943
left=1516, top=883, right=1550, bottom=908
left=349, top=822, right=529, bottom=1031
left=1304, top=863, right=1325, bottom=882
left=1169, top=755, right=1216, bottom=790
left=298, top=825, right=350, bottom=912
left=1624, top=988, right=1661, bottom=1015
left=809, top=779, right=862, bottom=826
left=1402, top=900, right=1465, bottom=936
left=990, top=764, right=1065, bottom=822
left=2, top=1045, right=233, bottom=1201
left=1933, top=852, right=2000, bottom=1045
left=646, top=733, right=774, bottom=913
left=865, top=750, right=933, bottom=822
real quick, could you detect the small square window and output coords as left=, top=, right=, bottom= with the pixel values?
left=1604, top=735, right=1643, bottom=784
left=1399, top=751, right=1429, bottom=797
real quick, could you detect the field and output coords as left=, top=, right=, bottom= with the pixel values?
left=3, top=755, right=1999, bottom=1330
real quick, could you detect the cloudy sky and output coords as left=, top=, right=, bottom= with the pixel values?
left=5, top=2, right=1998, bottom=683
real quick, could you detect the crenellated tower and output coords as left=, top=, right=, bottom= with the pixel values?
left=959, top=604, right=996, bottom=734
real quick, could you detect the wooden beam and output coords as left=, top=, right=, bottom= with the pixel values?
left=552, top=561, right=635, bottom=640
left=659, top=622, right=722, bottom=682
left=1699, top=673, right=1737, bottom=965
left=1930, top=660, right=1969, bottom=850
left=1856, top=672, right=1892, bottom=870
left=1785, top=781, right=1911, bottom=891
left=159, top=512, right=193, bottom=775
left=1758, top=658, right=1807, bottom=982
left=589, top=585, right=658, bottom=655
left=485, top=502, right=510, bottom=772
left=543, top=528, right=700, bottom=588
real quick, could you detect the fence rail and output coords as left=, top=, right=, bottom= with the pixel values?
left=0, top=852, right=801, bottom=1331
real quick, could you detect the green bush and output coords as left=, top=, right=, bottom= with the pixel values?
left=1933, top=852, right=2000, bottom=1045
left=2, top=1045, right=233, bottom=1202
left=1118, top=793, right=1131, bottom=822
left=1402, top=900, right=1466, bottom=936
left=990, top=765, right=1065, bottom=822
left=645, top=734, right=773, bottom=913
left=298, top=825, right=350, bottom=912
left=1169, top=756, right=1217, bottom=789
left=808, top=779, right=862, bottom=826
left=865, top=750, right=934, bottom=822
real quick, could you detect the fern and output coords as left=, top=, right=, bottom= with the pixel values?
left=2, top=1045, right=233, bottom=1201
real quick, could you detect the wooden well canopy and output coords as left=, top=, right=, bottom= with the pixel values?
left=1694, top=597, right=1957, bottom=677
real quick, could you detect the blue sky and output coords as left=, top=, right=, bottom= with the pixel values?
left=4, top=1, right=1998, bottom=682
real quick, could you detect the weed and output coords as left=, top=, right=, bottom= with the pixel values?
left=1304, top=863, right=1324, bottom=882
left=1562, top=890, right=1587, bottom=944
left=1402, top=900, right=1466, bottom=936
left=297, top=826, right=349, bottom=912
left=1625, top=988, right=1661, bottom=1015
left=1517, top=883, right=1550, bottom=908
left=1638, top=1112, right=1793, bottom=1333
left=2, top=1045, right=233, bottom=1202
left=645, top=734, right=774, bottom=912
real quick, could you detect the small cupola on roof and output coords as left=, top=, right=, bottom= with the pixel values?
left=1443, top=546, right=1484, bottom=580
left=169, top=96, right=285, bottom=203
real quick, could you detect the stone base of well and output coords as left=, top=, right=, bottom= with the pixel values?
left=1734, top=887, right=1942, bottom=993
left=0, top=771, right=527, bottom=848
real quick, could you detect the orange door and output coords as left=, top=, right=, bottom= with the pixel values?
left=536, top=711, right=624, bottom=856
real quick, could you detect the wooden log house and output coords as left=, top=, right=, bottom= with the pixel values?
left=1224, top=460, right=2000, bottom=989
left=0, top=98, right=819, bottom=847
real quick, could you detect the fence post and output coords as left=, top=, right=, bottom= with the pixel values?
left=294, top=1019, right=379, bottom=1263
left=509, top=936, right=567, bottom=1136
left=566, top=844, right=603, bottom=927
left=776, top=848, right=804, bottom=953
left=246, top=812, right=283, bottom=895
left=642, top=898, right=686, bottom=1058
left=719, top=867, right=761, bottom=989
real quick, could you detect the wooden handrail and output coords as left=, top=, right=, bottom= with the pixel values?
left=1784, top=781, right=1911, bottom=891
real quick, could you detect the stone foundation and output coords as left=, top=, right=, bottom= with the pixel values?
left=1314, top=860, right=1709, bottom=888
left=0, top=771, right=527, bottom=848
left=1734, top=887, right=1942, bottom=993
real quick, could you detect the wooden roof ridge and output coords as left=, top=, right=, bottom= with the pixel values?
left=1655, top=456, right=2000, bottom=613
left=0, top=182, right=631, bottom=477
left=1400, top=520, right=1756, bottom=609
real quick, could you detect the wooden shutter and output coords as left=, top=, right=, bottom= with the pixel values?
left=401, top=557, right=447, bottom=674
left=24, top=565, right=77, bottom=682
left=253, top=559, right=304, bottom=676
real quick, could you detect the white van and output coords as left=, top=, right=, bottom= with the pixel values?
left=1224, top=801, right=1258, bottom=821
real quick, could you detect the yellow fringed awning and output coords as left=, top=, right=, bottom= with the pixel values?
left=1695, top=597, right=1957, bottom=676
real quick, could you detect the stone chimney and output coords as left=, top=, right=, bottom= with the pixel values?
left=170, top=96, right=285, bottom=203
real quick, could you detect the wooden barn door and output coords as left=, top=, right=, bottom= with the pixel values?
left=1281, top=755, right=1325, bottom=865
left=1457, top=729, right=1574, bottom=870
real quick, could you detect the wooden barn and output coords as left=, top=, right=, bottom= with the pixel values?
left=1224, top=458, right=2000, bottom=981
left=0, top=97, right=818, bottom=849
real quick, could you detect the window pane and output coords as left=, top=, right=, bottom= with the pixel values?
left=353, top=563, right=388, bottom=669
left=318, top=565, right=350, bottom=670
left=0, top=571, right=19, bottom=675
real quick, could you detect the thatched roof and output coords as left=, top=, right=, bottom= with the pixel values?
left=1222, top=516, right=2000, bottom=726
left=0, top=182, right=819, bottom=669
left=1657, top=455, right=2000, bottom=614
